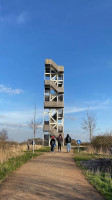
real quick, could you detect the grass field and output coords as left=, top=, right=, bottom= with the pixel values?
left=74, top=149, right=112, bottom=200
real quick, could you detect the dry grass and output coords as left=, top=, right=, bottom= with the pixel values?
left=86, top=145, right=111, bottom=155
left=0, top=141, right=42, bottom=164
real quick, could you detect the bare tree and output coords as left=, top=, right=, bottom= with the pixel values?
left=0, top=129, right=8, bottom=151
left=27, top=105, right=42, bottom=152
left=81, top=109, right=97, bottom=142
left=0, top=129, right=8, bottom=141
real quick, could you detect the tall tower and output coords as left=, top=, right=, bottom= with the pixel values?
left=43, top=59, right=64, bottom=144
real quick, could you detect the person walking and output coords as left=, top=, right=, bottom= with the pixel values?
left=27, top=142, right=30, bottom=151
left=65, top=134, right=71, bottom=153
left=57, top=134, right=63, bottom=152
left=50, top=136, right=56, bottom=152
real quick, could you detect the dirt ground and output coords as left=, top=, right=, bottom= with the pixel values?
left=0, top=147, right=105, bottom=200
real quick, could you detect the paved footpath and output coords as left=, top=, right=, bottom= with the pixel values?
left=0, top=148, right=105, bottom=200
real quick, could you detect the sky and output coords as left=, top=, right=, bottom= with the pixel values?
left=0, top=0, right=112, bottom=142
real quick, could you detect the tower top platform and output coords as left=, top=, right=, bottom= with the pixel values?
left=45, top=59, right=64, bottom=72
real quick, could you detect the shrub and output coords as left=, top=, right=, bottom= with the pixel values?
left=91, top=134, right=112, bottom=153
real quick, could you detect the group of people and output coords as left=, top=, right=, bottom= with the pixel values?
left=50, top=134, right=71, bottom=153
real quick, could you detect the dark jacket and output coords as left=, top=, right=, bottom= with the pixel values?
left=50, top=138, right=55, bottom=146
left=66, top=135, right=71, bottom=143
left=57, top=135, right=63, bottom=144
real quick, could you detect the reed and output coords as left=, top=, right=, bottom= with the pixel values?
left=0, top=141, right=42, bottom=164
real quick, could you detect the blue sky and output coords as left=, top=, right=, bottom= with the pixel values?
left=0, top=0, right=112, bottom=142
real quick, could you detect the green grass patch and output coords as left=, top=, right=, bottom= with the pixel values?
left=34, top=146, right=51, bottom=152
left=86, top=172, right=112, bottom=200
left=74, top=150, right=112, bottom=200
left=0, top=147, right=50, bottom=182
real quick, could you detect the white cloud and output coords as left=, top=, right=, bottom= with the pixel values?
left=65, top=99, right=110, bottom=114
left=64, top=129, right=88, bottom=141
left=65, top=106, right=87, bottom=114
left=0, top=109, right=43, bottom=142
left=0, top=84, right=24, bottom=94
left=0, top=122, right=43, bottom=129
left=17, top=12, right=29, bottom=24
left=0, top=114, right=6, bottom=118
left=0, top=122, right=28, bottom=128
left=64, top=115, right=77, bottom=121
left=0, top=11, right=29, bottom=24
left=0, top=109, right=43, bottom=125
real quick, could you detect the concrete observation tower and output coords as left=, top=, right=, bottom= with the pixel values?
left=43, top=59, right=64, bottom=145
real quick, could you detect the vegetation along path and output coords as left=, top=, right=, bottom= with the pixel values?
left=0, top=148, right=105, bottom=200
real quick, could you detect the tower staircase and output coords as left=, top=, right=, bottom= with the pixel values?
left=43, top=59, right=64, bottom=140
